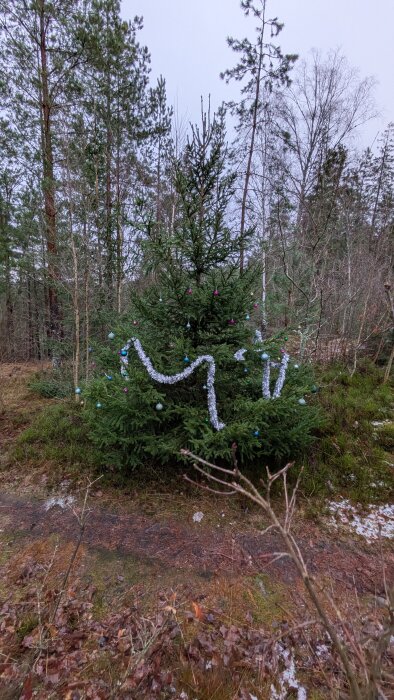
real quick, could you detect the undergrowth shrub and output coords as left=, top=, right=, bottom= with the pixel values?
left=301, top=359, right=393, bottom=503
left=13, top=403, right=101, bottom=473
left=28, top=368, right=73, bottom=399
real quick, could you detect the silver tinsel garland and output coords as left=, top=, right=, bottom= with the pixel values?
left=233, top=340, right=290, bottom=400
left=120, top=337, right=225, bottom=431
left=120, top=332, right=291, bottom=429
left=234, top=348, right=247, bottom=361
left=254, top=329, right=263, bottom=345
left=261, top=352, right=290, bottom=399
left=262, top=356, right=271, bottom=399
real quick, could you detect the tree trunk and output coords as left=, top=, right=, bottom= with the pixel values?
left=104, top=5, right=113, bottom=305
left=239, top=19, right=265, bottom=273
left=64, top=136, right=80, bottom=398
left=38, top=0, right=61, bottom=351
left=115, top=101, right=123, bottom=314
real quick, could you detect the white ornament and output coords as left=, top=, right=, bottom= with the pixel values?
left=155, top=402, right=163, bottom=411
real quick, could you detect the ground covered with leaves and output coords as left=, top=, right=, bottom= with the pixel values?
left=0, top=363, right=393, bottom=699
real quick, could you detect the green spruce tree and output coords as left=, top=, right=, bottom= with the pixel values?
left=84, top=107, right=320, bottom=472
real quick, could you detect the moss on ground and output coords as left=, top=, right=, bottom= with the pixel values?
left=300, top=359, right=393, bottom=504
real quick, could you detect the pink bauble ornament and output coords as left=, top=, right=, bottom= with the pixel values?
left=213, top=289, right=219, bottom=296
left=123, top=387, right=129, bottom=393
left=133, top=320, right=139, bottom=326
left=228, top=318, right=236, bottom=325
left=253, top=303, right=258, bottom=309
left=186, top=288, right=193, bottom=295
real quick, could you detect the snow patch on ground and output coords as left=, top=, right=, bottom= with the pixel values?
left=327, top=499, right=394, bottom=542
left=192, top=511, right=204, bottom=523
left=44, top=495, right=75, bottom=511
left=270, top=644, right=307, bottom=699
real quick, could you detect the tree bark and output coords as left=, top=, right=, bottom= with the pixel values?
left=239, top=33, right=264, bottom=273
left=38, top=0, right=61, bottom=349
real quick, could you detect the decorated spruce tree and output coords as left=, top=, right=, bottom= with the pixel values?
left=84, top=108, right=320, bottom=472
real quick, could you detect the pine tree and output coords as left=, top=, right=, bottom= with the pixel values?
left=0, top=0, right=88, bottom=356
left=221, top=0, right=297, bottom=273
left=78, top=0, right=157, bottom=313
left=85, top=108, right=320, bottom=472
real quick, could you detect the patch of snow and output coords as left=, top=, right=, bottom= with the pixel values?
left=44, top=495, right=74, bottom=511
left=326, top=499, right=394, bottom=543
left=315, top=643, right=330, bottom=659
left=192, top=511, right=204, bottom=523
left=270, top=644, right=307, bottom=700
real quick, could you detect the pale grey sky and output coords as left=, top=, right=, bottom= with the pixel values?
left=122, top=0, right=394, bottom=146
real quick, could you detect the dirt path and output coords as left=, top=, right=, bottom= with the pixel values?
left=0, top=490, right=392, bottom=597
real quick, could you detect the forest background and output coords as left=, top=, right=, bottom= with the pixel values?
left=0, top=0, right=392, bottom=379
left=0, top=4, right=393, bottom=698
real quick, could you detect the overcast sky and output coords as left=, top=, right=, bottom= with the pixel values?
left=122, top=0, right=394, bottom=147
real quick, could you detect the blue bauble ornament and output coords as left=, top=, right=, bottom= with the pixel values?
left=108, top=332, right=115, bottom=340
left=88, top=346, right=93, bottom=353
left=202, top=384, right=207, bottom=390
left=244, top=367, right=249, bottom=373
left=155, top=402, right=163, bottom=411
left=186, top=321, right=191, bottom=330
left=96, top=402, right=102, bottom=409
left=253, top=430, right=260, bottom=437
left=261, top=352, right=270, bottom=361
left=245, top=314, right=250, bottom=320
left=311, top=385, right=319, bottom=393
left=106, top=375, right=113, bottom=381
left=120, top=349, right=128, bottom=357
left=298, top=398, right=306, bottom=405
left=183, top=356, right=190, bottom=363
left=75, top=387, right=81, bottom=394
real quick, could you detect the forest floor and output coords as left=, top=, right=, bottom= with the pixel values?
left=0, top=363, right=393, bottom=700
